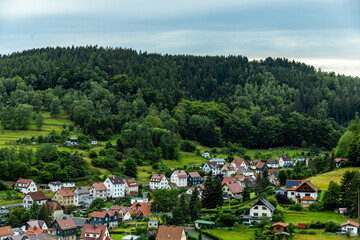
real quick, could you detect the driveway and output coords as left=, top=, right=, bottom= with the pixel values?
left=184, top=228, right=210, bottom=240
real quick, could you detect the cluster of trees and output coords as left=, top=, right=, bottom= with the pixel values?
left=0, top=144, right=90, bottom=182
left=1, top=47, right=358, bottom=150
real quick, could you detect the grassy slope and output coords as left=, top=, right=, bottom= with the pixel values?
left=307, top=167, right=360, bottom=190
left=293, top=230, right=360, bottom=240
left=203, top=229, right=256, bottom=240
left=283, top=209, right=352, bottom=225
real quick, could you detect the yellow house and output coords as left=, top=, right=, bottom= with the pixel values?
left=53, top=189, right=74, bottom=207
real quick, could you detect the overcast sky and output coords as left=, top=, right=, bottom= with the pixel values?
left=0, top=0, right=359, bottom=76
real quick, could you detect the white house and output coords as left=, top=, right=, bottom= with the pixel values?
left=201, top=162, right=221, bottom=175
left=266, top=158, right=279, bottom=168
left=48, top=182, right=62, bottom=192
left=278, top=154, right=292, bottom=168
left=89, top=182, right=108, bottom=200
left=130, top=197, right=149, bottom=204
left=221, top=164, right=236, bottom=177
left=201, top=152, right=211, bottom=159
left=122, top=211, right=133, bottom=222
left=340, top=221, right=359, bottom=236
left=23, top=191, right=48, bottom=208
left=90, top=140, right=98, bottom=145
left=242, top=198, right=276, bottom=224
left=149, top=174, right=169, bottom=190
left=170, top=170, right=188, bottom=187
left=104, top=176, right=125, bottom=199
left=62, top=182, right=75, bottom=188
left=14, top=179, right=37, bottom=194
left=209, top=158, right=226, bottom=165
left=285, top=180, right=318, bottom=206
left=231, top=158, right=249, bottom=171
left=124, top=178, right=138, bottom=196
left=73, top=187, right=93, bottom=207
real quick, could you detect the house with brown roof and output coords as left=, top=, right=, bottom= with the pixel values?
left=255, top=161, right=267, bottom=172
left=334, top=158, right=349, bottom=168
left=23, top=191, right=48, bottom=208
left=156, top=226, right=186, bottom=240
left=340, top=221, right=359, bottom=236
left=170, top=170, right=187, bottom=188
left=266, top=158, right=279, bottom=169
left=285, top=180, right=319, bottom=206
left=131, top=202, right=152, bottom=216
left=201, top=161, right=221, bottom=175
left=47, top=201, right=64, bottom=221
left=89, top=211, right=120, bottom=228
left=272, top=222, right=288, bottom=233
left=250, top=160, right=260, bottom=170
left=231, top=158, right=249, bottom=171
left=53, top=189, right=74, bottom=207
left=90, top=182, right=108, bottom=201
left=149, top=174, right=169, bottom=190
left=279, top=154, right=292, bottom=168
left=221, top=164, right=236, bottom=177
left=0, top=226, right=14, bottom=240
left=48, top=217, right=77, bottom=240
left=185, top=185, right=204, bottom=198
left=26, top=226, right=47, bottom=235
left=124, top=178, right=138, bottom=196
left=187, top=172, right=203, bottom=186
left=80, top=224, right=111, bottom=240
left=222, top=181, right=243, bottom=199
left=14, top=179, right=37, bottom=194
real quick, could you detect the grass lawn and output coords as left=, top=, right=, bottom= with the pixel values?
left=163, top=151, right=206, bottom=169
left=203, top=228, right=256, bottom=240
left=0, top=190, right=24, bottom=206
left=307, top=167, right=360, bottom=190
left=293, top=229, right=360, bottom=239
left=283, top=209, right=352, bottom=225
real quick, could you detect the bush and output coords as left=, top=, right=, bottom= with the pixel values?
left=216, top=213, right=238, bottom=227
left=299, top=230, right=308, bottom=234
left=288, top=198, right=296, bottom=204
left=288, top=203, right=303, bottom=211
left=275, top=193, right=289, bottom=204
left=308, top=231, right=316, bottom=235
left=181, top=140, right=197, bottom=152
left=310, top=221, right=325, bottom=229
left=267, top=197, right=278, bottom=208
left=308, top=202, right=324, bottom=211
left=325, top=221, right=340, bottom=233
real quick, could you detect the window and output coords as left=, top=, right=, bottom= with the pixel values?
left=262, top=207, right=267, bottom=210
left=305, top=193, right=310, bottom=197
left=262, top=213, right=267, bottom=216
left=291, top=192, right=294, bottom=195
left=254, top=206, right=258, bottom=209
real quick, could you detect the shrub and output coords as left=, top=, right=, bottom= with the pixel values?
left=308, top=202, right=324, bottom=212
left=325, top=221, right=340, bottom=233
left=180, top=140, right=197, bottom=152
left=299, top=230, right=307, bottom=234
left=216, top=213, right=238, bottom=227
left=288, top=203, right=303, bottom=211
left=275, top=193, right=289, bottom=204
left=310, top=221, right=325, bottom=229
left=308, top=231, right=316, bottom=235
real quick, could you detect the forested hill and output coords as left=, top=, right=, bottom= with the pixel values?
left=0, top=46, right=359, bottom=150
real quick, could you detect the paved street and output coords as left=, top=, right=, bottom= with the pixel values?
left=185, top=228, right=210, bottom=240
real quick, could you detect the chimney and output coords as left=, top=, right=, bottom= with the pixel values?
left=92, top=223, right=95, bottom=229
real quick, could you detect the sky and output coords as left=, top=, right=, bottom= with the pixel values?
left=0, top=0, right=359, bottom=76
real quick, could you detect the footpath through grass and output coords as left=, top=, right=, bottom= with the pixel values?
left=307, top=167, right=360, bottom=190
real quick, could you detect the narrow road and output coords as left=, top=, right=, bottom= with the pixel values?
left=2, top=203, right=24, bottom=209
left=184, top=228, right=210, bottom=240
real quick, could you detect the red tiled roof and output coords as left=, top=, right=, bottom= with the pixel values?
left=0, top=226, right=14, bottom=237
left=130, top=191, right=138, bottom=197
left=26, top=227, right=46, bottom=235
left=58, top=189, right=74, bottom=197
left=125, top=178, right=138, bottom=186
left=110, top=206, right=122, bottom=211
left=91, top=211, right=107, bottom=218
left=232, top=158, right=246, bottom=166
left=222, top=177, right=235, bottom=185
left=47, top=201, right=62, bottom=212
left=156, top=226, right=184, bottom=240
left=340, top=221, right=359, bottom=228
left=285, top=180, right=319, bottom=192
left=301, top=197, right=315, bottom=201
left=224, top=181, right=243, bottom=194
left=92, top=182, right=107, bottom=191
left=334, top=158, right=349, bottom=163
left=173, top=170, right=187, bottom=179
left=150, top=174, right=165, bottom=182
left=298, top=224, right=307, bottom=229
left=188, top=172, right=201, bottom=178
left=267, top=158, right=277, bottom=164
left=81, top=224, right=108, bottom=240
left=29, top=191, right=48, bottom=201
left=15, top=178, right=33, bottom=188
left=55, top=217, right=77, bottom=230
left=256, top=161, right=266, bottom=169
left=272, top=222, right=288, bottom=228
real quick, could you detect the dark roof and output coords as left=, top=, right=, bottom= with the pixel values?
left=71, top=217, right=89, bottom=228
left=108, top=176, right=125, bottom=185
left=29, top=191, right=48, bottom=201
left=188, top=172, right=201, bottom=178
left=281, top=154, right=292, bottom=162
left=27, top=234, right=48, bottom=240
left=253, top=198, right=276, bottom=212
left=74, top=187, right=90, bottom=195
left=285, top=180, right=302, bottom=189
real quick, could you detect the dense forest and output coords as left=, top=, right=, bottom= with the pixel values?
left=0, top=46, right=359, bottom=153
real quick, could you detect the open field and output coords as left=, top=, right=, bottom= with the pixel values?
left=204, top=228, right=256, bottom=240
left=0, top=190, right=24, bottom=206
left=307, top=167, right=360, bottom=190
left=293, top=229, right=360, bottom=239
left=283, top=209, right=352, bottom=225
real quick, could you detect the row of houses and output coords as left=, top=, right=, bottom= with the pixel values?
left=149, top=171, right=203, bottom=190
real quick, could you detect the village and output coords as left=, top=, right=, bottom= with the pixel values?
left=0, top=152, right=357, bottom=240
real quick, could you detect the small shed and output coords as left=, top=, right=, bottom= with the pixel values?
left=148, top=220, right=159, bottom=229
left=298, top=223, right=307, bottom=229
left=194, top=220, right=215, bottom=230
left=275, top=187, right=286, bottom=195
left=272, top=222, right=288, bottom=233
